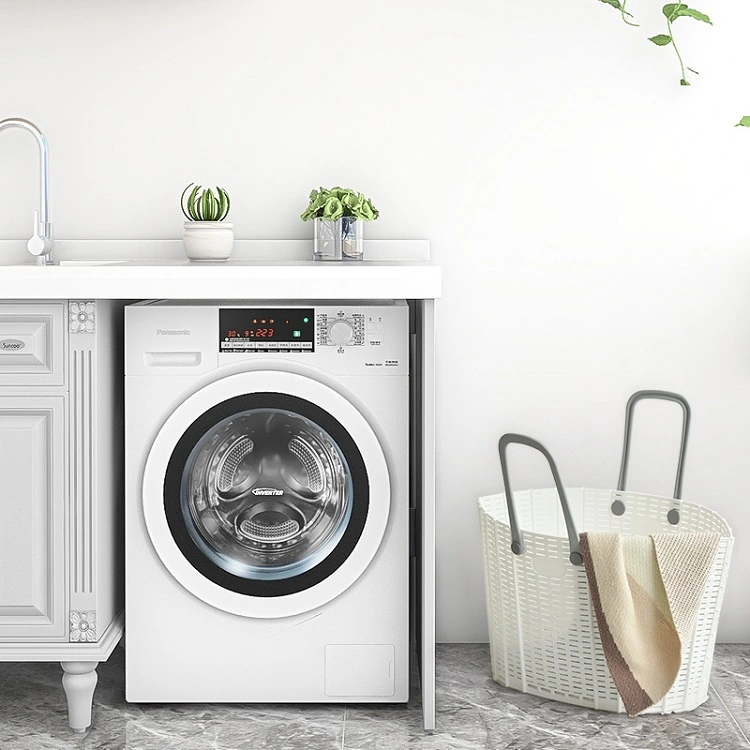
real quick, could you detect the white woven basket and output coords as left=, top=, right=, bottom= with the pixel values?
left=478, top=392, right=734, bottom=714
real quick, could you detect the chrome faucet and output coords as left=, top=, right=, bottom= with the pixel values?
left=0, top=118, right=54, bottom=264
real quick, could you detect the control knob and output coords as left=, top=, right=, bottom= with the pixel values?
left=328, top=320, right=353, bottom=345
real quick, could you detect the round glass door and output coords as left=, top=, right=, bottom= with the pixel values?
left=183, top=407, right=352, bottom=580
left=143, top=369, right=390, bottom=618
left=163, top=393, right=370, bottom=598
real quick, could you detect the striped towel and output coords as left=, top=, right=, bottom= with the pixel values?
left=580, top=531, right=720, bottom=715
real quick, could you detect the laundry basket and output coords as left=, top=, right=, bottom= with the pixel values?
left=478, top=391, right=733, bottom=714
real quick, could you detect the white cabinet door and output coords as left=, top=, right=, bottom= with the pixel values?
left=0, top=303, right=66, bottom=388
left=0, top=396, right=66, bottom=639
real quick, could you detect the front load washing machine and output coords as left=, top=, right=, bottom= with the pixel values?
left=125, top=300, right=409, bottom=703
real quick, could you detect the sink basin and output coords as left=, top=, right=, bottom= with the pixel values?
left=58, top=260, right=128, bottom=266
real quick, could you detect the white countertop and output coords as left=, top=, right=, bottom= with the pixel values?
left=0, top=240, right=441, bottom=300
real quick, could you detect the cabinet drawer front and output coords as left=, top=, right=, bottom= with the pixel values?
left=0, top=303, right=65, bottom=387
left=0, top=396, right=66, bottom=639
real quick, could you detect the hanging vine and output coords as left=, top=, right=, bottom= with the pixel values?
left=598, top=1, right=712, bottom=86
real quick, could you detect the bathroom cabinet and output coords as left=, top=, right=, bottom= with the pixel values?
left=0, top=300, right=124, bottom=733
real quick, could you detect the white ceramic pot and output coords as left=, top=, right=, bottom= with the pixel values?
left=182, top=222, right=234, bottom=261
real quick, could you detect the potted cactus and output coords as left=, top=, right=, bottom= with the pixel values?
left=181, top=183, right=233, bottom=261
left=301, top=186, right=379, bottom=261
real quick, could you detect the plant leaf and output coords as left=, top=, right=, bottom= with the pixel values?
left=599, top=0, right=635, bottom=16
left=687, top=67, right=700, bottom=75
left=201, top=188, right=210, bottom=221
left=188, top=184, right=202, bottom=221
left=680, top=78, right=691, bottom=86
left=219, top=187, right=230, bottom=221
left=216, top=186, right=226, bottom=221
left=735, top=116, right=750, bottom=128
left=663, top=3, right=686, bottom=21
left=674, top=6, right=712, bottom=23
left=649, top=34, right=672, bottom=45
left=181, top=183, right=194, bottom=221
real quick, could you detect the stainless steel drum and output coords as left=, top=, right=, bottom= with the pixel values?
left=180, top=408, right=353, bottom=581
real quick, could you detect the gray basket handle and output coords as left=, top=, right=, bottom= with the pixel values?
left=498, top=434, right=583, bottom=566
left=616, top=390, right=690, bottom=500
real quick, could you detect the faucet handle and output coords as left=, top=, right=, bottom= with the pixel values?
left=27, top=210, right=53, bottom=257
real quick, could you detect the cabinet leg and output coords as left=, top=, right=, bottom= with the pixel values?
left=61, top=661, right=98, bottom=733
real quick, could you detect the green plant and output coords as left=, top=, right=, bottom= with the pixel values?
left=181, top=183, right=231, bottom=222
left=599, top=0, right=637, bottom=27
left=736, top=117, right=750, bottom=128
left=301, top=187, right=379, bottom=222
left=599, top=1, right=712, bottom=86
left=648, top=4, right=712, bottom=86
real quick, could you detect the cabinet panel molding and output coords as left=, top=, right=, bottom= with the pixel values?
left=0, top=303, right=65, bottom=387
left=0, top=397, right=66, bottom=638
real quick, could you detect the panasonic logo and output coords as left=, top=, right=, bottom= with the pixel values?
left=0, top=339, right=25, bottom=350
left=156, top=329, right=191, bottom=336
left=252, top=488, right=284, bottom=496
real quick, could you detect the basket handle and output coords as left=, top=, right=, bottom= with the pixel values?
left=616, top=390, right=691, bottom=501
left=498, top=434, right=583, bottom=566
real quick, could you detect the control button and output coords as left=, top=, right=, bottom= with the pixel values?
left=329, top=320, right=354, bottom=345
left=289, top=341, right=302, bottom=349
left=301, top=342, right=313, bottom=349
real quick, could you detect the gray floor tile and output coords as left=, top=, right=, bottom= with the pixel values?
left=0, top=646, right=344, bottom=750
left=708, top=645, right=750, bottom=742
left=1, top=643, right=749, bottom=749
left=342, top=644, right=750, bottom=750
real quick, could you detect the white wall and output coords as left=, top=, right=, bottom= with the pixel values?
left=2, top=0, right=749, bottom=642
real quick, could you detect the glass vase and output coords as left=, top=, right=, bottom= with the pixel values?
left=341, top=217, right=364, bottom=261
left=313, top=218, right=342, bottom=261
left=313, top=217, right=364, bottom=261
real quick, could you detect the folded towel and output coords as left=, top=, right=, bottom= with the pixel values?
left=580, top=530, right=720, bottom=715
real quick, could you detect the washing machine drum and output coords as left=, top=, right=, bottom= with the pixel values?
left=182, top=407, right=352, bottom=582
left=145, top=372, right=390, bottom=616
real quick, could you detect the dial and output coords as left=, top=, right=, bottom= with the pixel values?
left=328, top=320, right=354, bottom=345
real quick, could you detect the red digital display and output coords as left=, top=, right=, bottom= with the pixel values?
left=226, top=329, right=275, bottom=338
left=220, top=308, right=314, bottom=352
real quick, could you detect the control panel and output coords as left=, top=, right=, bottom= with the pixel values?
left=220, top=308, right=315, bottom=352
left=216, top=305, right=397, bottom=357
left=316, top=311, right=365, bottom=348
left=126, top=301, right=408, bottom=377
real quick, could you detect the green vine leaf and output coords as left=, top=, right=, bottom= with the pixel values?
left=735, top=116, right=750, bottom=128
left=674, top=7, right=712, bottom=23
left=649, top=34, right=673, bottom=46
left=663, top=3, right=686, bottom=20
left=680, top=78, right=691, bottom=86
left=599, top=0, right=634, bottom=17
left=663, top=4, right=712, bottom=23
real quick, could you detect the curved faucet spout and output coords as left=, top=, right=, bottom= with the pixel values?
left=0, top=117, right=53, bottom=264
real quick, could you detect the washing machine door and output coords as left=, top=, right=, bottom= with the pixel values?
left=142, top=370, right=390, bottom=618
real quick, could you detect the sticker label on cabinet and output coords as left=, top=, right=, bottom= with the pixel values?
left=0, top=338, right=25, bottom=351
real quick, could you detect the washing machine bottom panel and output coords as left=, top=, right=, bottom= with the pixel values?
left=125, top=645, right=409, bottom=704
left=125, top=525, right=409, bottom=704
left=125, top=599, right=409, bottom=703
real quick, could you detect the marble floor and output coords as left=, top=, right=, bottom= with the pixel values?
left=1, top=644, right=749, bottom=749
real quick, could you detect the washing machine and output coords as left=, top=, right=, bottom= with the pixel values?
left=125, top=300, right=409, bottom=703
